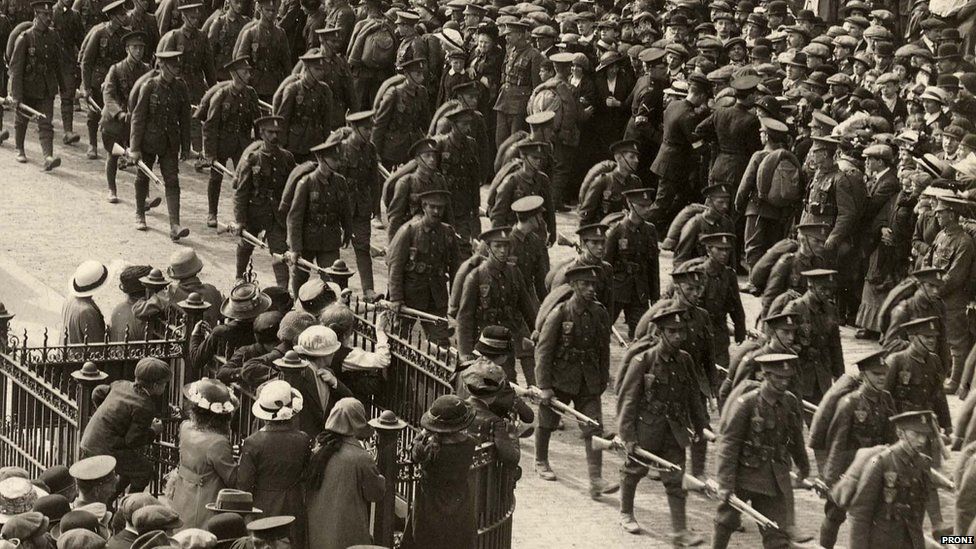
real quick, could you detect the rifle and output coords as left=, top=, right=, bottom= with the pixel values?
left=611, top=326, right=628, bottom=347
left=555, top=231, right=580, bottom=250
left=370, top=244, right=387, bottom=258
left=593, top=435, right=781, bottom=531
left=358, top=299, right=450, bottom=324
left=513, top=385, right=602, bottom=428
left=110, top=143, right=163, bottom=188
left=212, top=160, right=236, bottom=180
left=217, top=223, right=265, bottom=247
left=4, top=96, right=45, bottom=120
left=258, top=99, right=273, bottom=112
left=931, top=467, right=956, bottom=492
left=86, top=96, right=102, bottom=114
left=377, top=162, right=391, bottom=180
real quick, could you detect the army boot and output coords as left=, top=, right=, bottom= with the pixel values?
left=43, top=156, right=61, bottom=171
left=15, top=149, right=26, bottom=163
left=619, top=473, right=641, bottom=534
left=585, top=438, right=619, bottom=499
left=0, top=129, right=9, bottom=143
left=166, top=194, right=189, bottom=241
left=668, top=495, right=703, bottom=546
left=146, top=196, right=162, bottom=210
left=534, top=428, right=557, bottom=481
left=711, top=523, right=734, bottom=549
left=63, top=132, right=80, bottom=145
left=135, top=211, right=148, bottom=231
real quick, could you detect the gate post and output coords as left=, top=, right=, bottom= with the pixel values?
left=71, top=362, right=109, bottom=448
left=369, top=410, right=407, bottom=547
left=0, top=302, right=12, bottom=354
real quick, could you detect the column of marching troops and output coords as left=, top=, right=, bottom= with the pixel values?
left=7, top=0, right=976, bottom=545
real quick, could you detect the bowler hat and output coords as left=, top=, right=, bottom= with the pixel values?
left=421, top=395, right=474, bottom=433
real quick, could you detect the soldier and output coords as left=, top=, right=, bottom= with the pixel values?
left=129, top=49, right=192, bottom=240
left=127, top=0, right=159, bottom=59
left=719, top=312, right=799, bottom=408
left=434, top=106, right=482, bottom=257
left=604, top=188, right=659, bottom=338
left=335, top=110, right=380, bottom=299
left=372, top=58, right=430, bottom=168
left=345, top=0, right=395, bottom=108
left=882, top=267, right=949, bottom=366
left=275, top=49, right=338, bottom=163
left=100, top=30, right=152, bottom=204
left=616, top=306, right=708, bottom=544
left=201, top=56, right=260, bottom=227
left=698, top=233, right=746, bottom=369
left=533, top=265, right=618, bottom=499
left=549, top=224, right=614, bottom=312
left=578, top=139, right=642, bottom=226
left=885, top=317, right=952, bottom=434
left=207, top=0, right=250, bottom=81
left=529, top=51, right=579, bottom=211
left=923, top=196, right=976, bottom=396
left=783, top=269, right=845, bottom=405
left=386, top=137, right=451, bottom=240
left=712, top=353, right=811, bottom=549
left=761, top=222, right=832, bottom=315
left=818, top=350, right=896, bottom=549
left=492, top=19, right=544, bottom=145
left=695, top=74, right=762, bottom=189
left=233, top=0, right=290, bottom=103
left=386, top=189, right=460, bottom=347
left=490, top=141, right=556, bottom=244
left=393, top=10, right=439, bottom=94
left=158, top=2, right=216, bottom=161
left=8, top=0, right=63, bottom=170
left=848, top=410, right=938, bottom=548
left=456, top=227, right=538, bottom=383
left=624, top=47, right=667, bottom=188
left=509, top=195, right=549, bottom=303
left=282, top=132, right=352, bottom=297
left=52, top=0, right=82, bottom=147
left=441, top=80, right=491, bottom=183
left=79, top=0, right=127, bottom=160
left=673, top=183, right=736, bottom=267
left=232, top=116, right=294, bottom=288
left=303, top=27, right=356, bottom=116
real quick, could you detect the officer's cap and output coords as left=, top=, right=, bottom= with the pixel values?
left=223, top=55, right=252, bottom=72
left=464, top=3, right=486, bottom=15
left=68, top=456, right=117, bottom=481
left=479, top=226, right=511, bottom=243
left=395, top=9, right=421, bottom=23
left=398, top=58, right=427, bottom=71
left=309, top=132, right=344, bottom=156
left=911, top=266, right=945, bottom=285
left=901, top=316, right=941, bottom=336
left=863, top=143, right=893, bottom=162
left=255, top=116, right=285, bottom=131
left=730, top=74, right=761, bottom=92
left=702, top=183, right=732, bottom=198
left=651, top=307, right=687, bottom=329
left=853, top=349, right=888, bottom=373
left=889, top=410, right=936, bottom=433
left=796, top=222, right=831, bottom=240
left=314, top=26, right=342, bottom=36
left=122, top=30, right=148, bottom=46
left=934, top=195, right=974, bottom=216
left=610, top=139, right=639, bottom=155
left=638, top=47, right=667, bottom=63
left=517, top=140, right=549, bottom=157
left=809, top=135, right=841, bottom=151
left=763, top=312, right=799, bottom=331
left=101, top=0, right=126, bottom=14
left=576, top=223, right=609, bottom=241
left=246, top=516, right=295, bottom=540
left=418, top=189, right=451, bottom=205
left=759, top=116, right=789, bottom=134
left=699, top=232, right=735, bottom=248
left=809, top=110, right=839, bottom=129
left=565, top=265, right=601, bottom=283
left=345, top=110, right=374, bottom=124
left=511, top=195, right=545, bottom=215
left=452, top=80, right=481, bottom=96
left=30, top=0, right=53, bottom=10
left=801, top=268, right=839, bottom=286
left=549, top=52, right=576, bottom=64
left=155, top=50, right=183, bottom=60
left=671, top=261, right=703, bottom=282
left=177, top=2, right=204, bottom=10
left=409, top=137, right=438, bottom=157
left=532, top=25, right=558, bottom=39
left=755, top=353, right=798, bottom=376
left=623, top=188, right=655, bottom=206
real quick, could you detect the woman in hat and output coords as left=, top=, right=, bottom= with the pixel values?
left=188, top=282, right=272, bottom=379
left=108, top=265, right=155, bottom=343
left=168, top=378, right=240, bottom=530
left=61, top=260, right=109, bottom=345
left=593, top=51, right=635, bottom=156
left=318, top=303, right=392, bottom=403
left=237, top=380, right=310, bottom=547
left=304, top=397, right=384, bottom=549
left=400, top=395, right=477, bottom=549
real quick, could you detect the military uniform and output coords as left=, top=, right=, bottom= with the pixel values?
left=528, top=53, right=579, bottom=209
left=53, top=0, right=82, bottom=145
left=509, top=220, right=549, bottom=302
left=435, top=119, right=482, bottom=256
left=80, top=10, right=127, bottom=152
left=782, top=271, right=845, bottom=404
left=490, top=142, right=556, bottom=242
left=674, top=185, right=737, bottom=267
left=334, top=110, right=380, bottom=293
left=548, top=251, right=615, bottom=314
left=386, top=139, right=452, bottom=240
left=695, top=89, right=762, bottom=187
left=233, top=116, right=295, bottom=287
left=604, top=190, right=659, bottom=337
left=492, top=27, right=544, bottom=145
left=207, top=9, right=250, bottom=81
left=579, top=166, right=641, bottom=226
left=275, top=59, right=337, bottom=163
left=647, top=96, right=707, bottom=233
left=761, top=247, right=829, bottom=316
left=698, top=238, right=746, bottom=368
left=232, top=15, right=291, bottom=102
left=372, top=64, right=430, bottom=167
left=100, top=31, right=151, bottom=199
left=884, top=338, right=951, bottom=432
left=883, top=283, right=950, bottom=367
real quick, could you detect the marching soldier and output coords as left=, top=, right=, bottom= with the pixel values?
left=283, top=132, right=352, bottom=297
left=275, top=49, right=338, bottom=164
left=372, top=58, right=430, bottom=168
left=444, top=80, right=491, bottom=181
left=52, top=0, right=82, bottom=147
left=819, top=350, right=896, bottom=549
left=509, top=196, right=549, bottom=303
left=207, top=0, right=250, bottom=81
left=100, top=30, right=152, bottom=204
left=233, top=0, right=290, bottom=103
left=885, top=317, right=952, bottom=434
left=529, top=51, right=579, bottom=211
left=8, top=0, right=64, bottom=171
left=200, top=56, right=260, bottom=227
left=393, top=10, right=437, bottom=93
left=345, top=0, right=395, bottom=108
left=456, top=227, right=538, bottom=382
left=549, top=224, right=614, bottom=313
left=719, top=312, right=799, bottom=408
left=782, top=269, right=845, bottom=405
left=493, top=19, right=544, bottom=145
left=698, top=233, right=746, bottom=369
left=848, top=410, right=938, bottom=548
left=616, top=306, right=707, bottom=544
left=79, top=0, right=128, bottom=160
left=321, top=0, right=353, bottom=49
left=578, top=139, right=642, bottom=226
left=490, top=141, right=556, bottom=245
left=129, top=48, right=192, bottom=240
left=604, top=188, right=659, bottom=338
left=434, top=106, right=482, bottom=257
left=761, top=222, right=832, bottom=315
left=232, top=115, right=294, bottom=287
left=303, top=27, right=356, bottom=116
left=694, top=74, right=762, bottom=189
left=158, top=2, right=216, bottom=161
left=673, top=183, right=736, bottom=267
left=127, top=0, right=159, bottom=60
left=883, top=267, right=949, bottom=366
left=335, top=110, right=380, bottom=300
left=386, top=137, right=451, bottom=240
left=386, top=189, right=460, bottom=347
left=712, top=353, right=811, bottom=549
left=534, top=265, right=618, bottom=500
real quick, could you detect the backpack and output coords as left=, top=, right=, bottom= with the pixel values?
left=749, top=238, right=798, bottom=292
left=877, top=278, right=919, bottom=335
left=662, top=203, right=706, bottom=251
left=808, top=374, right=861, bottom=451
left=757, top=149, right=803, bottom=208
left=830, top=445, right=888, bottom=510
left=350, top=19, right=396, bottom=70
left=577, top=160, right=616, bottom=205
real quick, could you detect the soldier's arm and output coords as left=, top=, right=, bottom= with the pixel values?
left=386, top=224, right=412, bottom=302
left=932, top=375, right=952, bottom=432
left=79, top=26, right=98, bottom=90
left=101, top=65, right=124, bottom=119
left=883, top=356, right=898, bottom=394
left=273, top=83, right=295, bottom=135
left=129, top=79, right=154, bottom=154
left=615, top=353, right=645, bottom=442
left=648, top=226, right=660, bottom=301
left=847, top=455, right=884, bottom=541
left=603, top=225, right=619, bottom=266
left=234, top=154, right=254, bottom=225
left=202, top=39, right=217, bottom=87
left=541, top=179, right=556, bottom=243
left=7, top=34, right=26, bottom=101
left=823, top=397, right=855, bottom=484
left=943, top=240, right=976, bottom=297
left=515, top=269, right=539, bottom=328
left=735, top=151, right=763, bottom=213
left=285, top=177, right=309, bottom=253
left=231, top=25, right=250, bottom=58
left=533, top=305, right=563, bottom=390
left=370, top=88, right=394, bottom=153
left=206, top=16, right=222, bottom=51
left=598, top=306, right=611, bottom=387
left=534, top=239, right=550, bottom=301
left=693, top=112, right=716, bottom=143
left=179, top=82, right=192, bottom=155
left=385, top=177, right=411, bottom=238
left=729, top=274, right=746, bottom=342
left=446, top=229, right=460, bottom=285
left=203, top=86, right=224, bottom=159
left=760, top=256, right=790, bottom=311
left=716, top=396, right=750, bottom=491
left=487, top=179, right=511, bottom=227
left=825, top=177, right=860, bottom=251
left=828, top=320, right=844, bottom=379
left=455, top=270, right=479, bottom=356
left=672, top=217, right=700, bottom=264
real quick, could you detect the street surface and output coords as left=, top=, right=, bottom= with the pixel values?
left=0, top=113, right=962, bottom=547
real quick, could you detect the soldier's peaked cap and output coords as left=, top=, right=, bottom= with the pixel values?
left=610, top=139, right=639, bottom=154
left=155, top=49, right=183, bottom=59
left=525, top=111, right=556, bottom=126
left=762, top=312, right=799, bottom=330
left=911, top=266, right=945, bottom=284
left=299, top=50, right=328, bottom=62
left=223, top=56, right=251, bottom=72
left=652, top=307, right=687, bottom=328
left=754, top=353, right=798, bottom=375
left=452, top=80, right=480, bottom=95
left=102, top=0, right=127, bottom=14
left=623, top=188, right=654, bottom=205
left=314, top=26, right=341, bottom=36
left=576, top=223, right=609, bottom=240
left=810, top=110, right=839, bottom=128
left=345, top=110, right=374, bottom=124
left=399, top=58, right=427, bottom=70
left=255, top=116, right=285, bottom=131
left=549, top=52, right=576, bottom=64
left=900, top=316, right=940, bottom=336
left=69, top=456, right=117, bottom=481
left=246, top=516, right=295, bottom=540
left=517, top=140, right=549, bottom=156
left=699, top=232, right=735, bottom=247
left=395, top=10, right=421, bottom=22
left=702, top=183, right=732, bottom=197
left=796, top=222, right=831, bottom=239
left=511, top=195, right=545, bottom=214
left=853, top=349, right=888, bottom=372
left=889, top=410, right=936, bottom=433
left=418, top=189, right=451, bottom=205
left=122, top=30, right=148, bottom=45
left=30, top=0, right=53, bottom=10
left=177, top=2, right=204, bottom=10
left=801, top=268, right=838, bottom=285
left=464, top=3, right=487, bottom=14
left=671, top=261, right=703, bottom=281
left=479, top=226, right=511, bottom=242
left=310, top=132, right=344, bottom=155
left=565, top=265, right=601, bottom=282
left=730, top=74, right=761, bottom=91
left=759, top=116, right=789, bottom=133
left=409, top=137, right=438, bottom=156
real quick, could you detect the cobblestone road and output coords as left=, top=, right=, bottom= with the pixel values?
left=0, top=114, right=962, bottom=548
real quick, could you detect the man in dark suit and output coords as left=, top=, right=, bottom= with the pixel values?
left=694, top=74, right=761, bottom=190
left=284, top=325, right=354, bottom=437
left=876, top=73, right=907, bottom=127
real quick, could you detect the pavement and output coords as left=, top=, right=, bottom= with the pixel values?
left=0, top=110, right=964, bottom=548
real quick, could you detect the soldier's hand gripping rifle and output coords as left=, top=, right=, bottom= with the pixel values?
left=369, top=244, right=387, bottom=258
left=110, top=143, right=163, bottom=187
left=86, top=96, right=102, bottom=114
left=370, top=299, right=449, bottom=325
left=593, top=435, right=781, bottom=531
left=512, top=385, right=602, bottom=429
left=3, top=96, right=46, bottom=120
left=555, top=231, right=580, bottom=250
